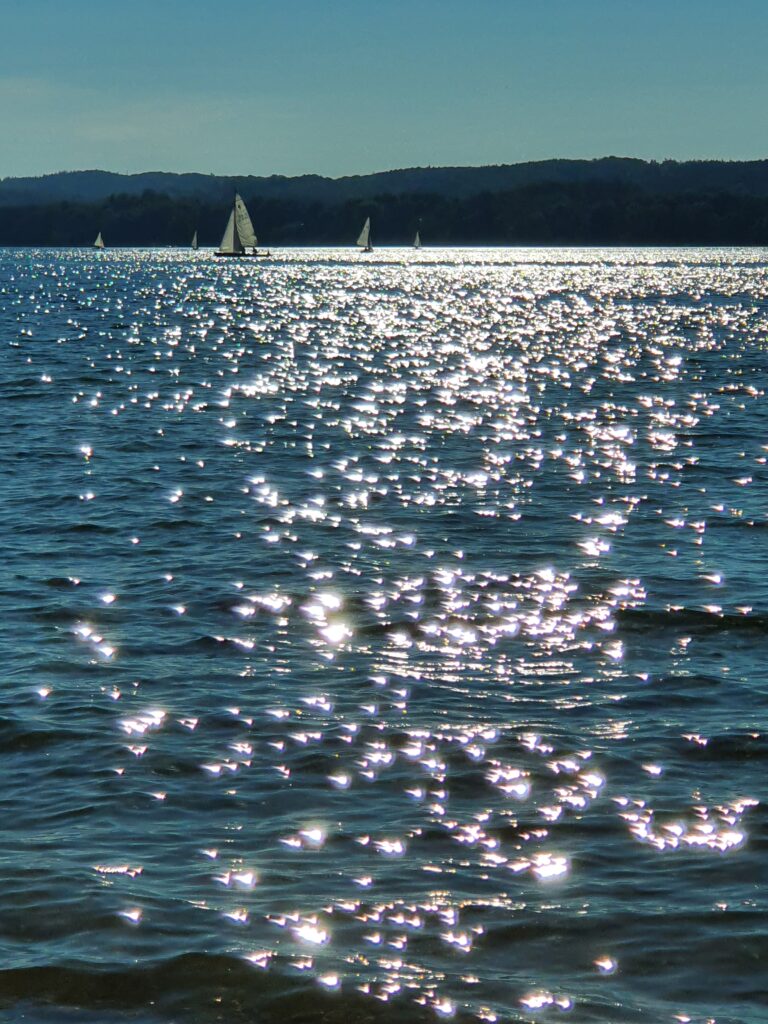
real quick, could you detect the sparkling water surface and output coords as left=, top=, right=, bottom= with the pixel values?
left=1, top=246, right=766, bottom=1023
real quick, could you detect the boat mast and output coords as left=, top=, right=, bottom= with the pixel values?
left=232, top=189, right=242, bottom=254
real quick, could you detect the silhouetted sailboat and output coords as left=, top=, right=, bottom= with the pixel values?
left=413, top=230, right=421, bottom=249
left=191, top=231, right=199, bottom=250
left=216, top=193, right=269, bottom=257
left=357, top=217, right=373, bottom=252
left=93, top=232, right=105, bottom=249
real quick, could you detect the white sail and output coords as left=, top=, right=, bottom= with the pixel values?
left=191, top=230, right=198, bottom=250
left=356, top=217, right=371, bottom=249
left=218, top=209, right=242, bottom=254
left=94, top=232, right=104, bottom=249
left=234, top=194, right=258, bottom=247
left=414, top=230, right=421, bottom=249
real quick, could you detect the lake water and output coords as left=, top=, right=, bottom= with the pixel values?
left=0, top=246, right=766, bottom=1023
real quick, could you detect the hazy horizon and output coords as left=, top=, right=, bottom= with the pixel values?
left=2, top=0, right=768, bottom=179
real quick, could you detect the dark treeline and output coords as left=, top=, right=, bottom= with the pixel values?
left=3, top=181, right=768, bottom=246
left=8, top=158, right=768, bottom=206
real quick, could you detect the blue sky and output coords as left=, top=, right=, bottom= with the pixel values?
left=2, top=0, right=766, bottom=177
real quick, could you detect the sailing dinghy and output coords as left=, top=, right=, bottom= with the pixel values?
left=93, top=232, right=105, bottom=249
left=216, top=193, right=270, bottom=257
left=413, top=230, right=421, bottom=249
left=191, top=230, right=199, bottom=250
left=356, top=217, right=373, bottom=252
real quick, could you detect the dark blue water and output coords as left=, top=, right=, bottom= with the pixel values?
left=0, top=246, right=766, bottom=1023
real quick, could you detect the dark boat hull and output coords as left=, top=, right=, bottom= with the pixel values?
left=215, top=250, right=272, bottom=258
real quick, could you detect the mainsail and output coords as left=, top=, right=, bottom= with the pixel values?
left=218, top=193, right=259, bottom=254
left=234, top=194, right=258, bottom=247
left=94, top=232, right=104, bottom=249
left=414, top=230, right=421, bottom=249
left=191, top=230, right=198, bottom=250
left=356, top=217, right=372, bottom=249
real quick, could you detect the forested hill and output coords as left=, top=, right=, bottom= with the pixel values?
left=3, top=159, right=768, bottom=245
left=5, top=157, right=768, bottom=206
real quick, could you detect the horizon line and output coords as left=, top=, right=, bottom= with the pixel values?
left=4, top=154, right=768, bottom=184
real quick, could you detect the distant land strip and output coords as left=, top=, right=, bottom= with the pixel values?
left=3, top=157, right=768, bottom=245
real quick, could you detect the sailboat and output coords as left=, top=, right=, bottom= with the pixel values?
left=93, top=232, right=105, bottom=249
left=191, top=230, right=199, bottom=250
left=413, top=230, right=421, bottom=249
left=356, top=217, right=373, bottom=252
left=216, top=193, right=269, bottom=258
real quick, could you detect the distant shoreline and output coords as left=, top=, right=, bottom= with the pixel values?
left=2, top=185, right=768, bottom=247
left=4, top=243, right=768, bottom=251
left=3, top=159, right=768, bottom=246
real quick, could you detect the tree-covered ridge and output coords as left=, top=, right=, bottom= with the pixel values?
left=5, top=157, right=768, bottom=207
left=2, top=181, right=768, bottom=246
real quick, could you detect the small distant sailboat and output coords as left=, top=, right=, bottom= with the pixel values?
left=191, top=230, right=199, bottom=250
left=413, top=230, right=421, bottom=249
left=356, top=217, right=373, bottom=253
left=216, top=193, right=269, bottom=258
left=93, top=232, right=105, bottom=249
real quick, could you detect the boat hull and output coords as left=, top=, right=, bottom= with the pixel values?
left=215, top=251, right=272, bottom=258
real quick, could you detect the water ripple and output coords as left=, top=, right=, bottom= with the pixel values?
left=0, top=246, right=766, bottom=1023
